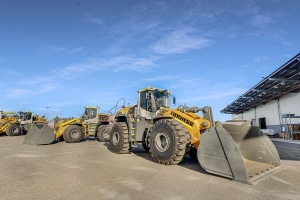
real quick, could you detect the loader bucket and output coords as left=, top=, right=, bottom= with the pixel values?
left=23, top=123, right=55, bottom=145
left=197, top=120, right=281, bottom=184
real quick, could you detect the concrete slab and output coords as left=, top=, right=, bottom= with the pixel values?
left=0, top=135, right=300, bottom=200
left=271, top=137, right=300, bottom=144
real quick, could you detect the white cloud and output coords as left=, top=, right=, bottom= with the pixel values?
left=41, top=46, right=84, bottom=54
left=108, top=20, right=161, bottom=46
left=168, top=78, right=206, bottom=90
left=4, top=89, right=31, bottom=98
left=151, top=29, right=211, bottom=55
left=125, top=57, right=157, bottom=72
left=10, top=76, right=59, bottom=98
left=100, top=56, right=158, bottom=72
left=179, top=88, right=246, bottom=103
left=86, top=17, right=103, bottom=25
left=54, top=58, right=111, bottom=79
left=254, top=55, right=269, bottom=62
left=128, top=21, right=160, bottom=35
left=20, top=77, right=52, bottom=85
left=51, top=55, right=158, bottom=79
left=251, top=15, right=273, bottom=27
left=0, top=57, right=6, bottom=63
left=7, top=55, right=157, bottom=95
left=143, top=75, right=177, bottom=82
left=4, top=82, right=57, bottom=98
left=2, top=69, right=22, bottom=76
left=56, top=64, right=92, bottom=78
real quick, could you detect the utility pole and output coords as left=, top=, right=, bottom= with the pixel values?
left=45, top=106, right=51, bottom=119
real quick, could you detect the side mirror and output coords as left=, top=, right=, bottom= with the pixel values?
left=173, top=96, right=176, bottom=104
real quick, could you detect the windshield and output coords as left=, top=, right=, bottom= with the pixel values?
left=17, top=112, right=24, bottom=119
left=17, top=112, right=32, bottom=121
left=82, top=107, right=97, bottom=120
left=153, top=90, right=170, bottom=108
left=140, top=89, right=171, bottom=112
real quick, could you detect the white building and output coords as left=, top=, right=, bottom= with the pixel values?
left=221, top=53, right=300, bottom=139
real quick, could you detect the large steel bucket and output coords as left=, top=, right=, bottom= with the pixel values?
left=23, top=123, right=55, bottom=145
left=197, top=120, right=281, bottom=184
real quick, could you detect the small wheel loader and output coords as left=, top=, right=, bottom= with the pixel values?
left=107, top=86, right=281, bottom=184
left=24, top=106, right=112, bottom=145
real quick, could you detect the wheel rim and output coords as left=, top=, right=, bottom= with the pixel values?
left=12, top=127, right=19, bottom=134
left=70, top=130, right=80, bottom=138
left=112, top=132, right=120, bottom=145
left=155, top=132, right=170, bottom=152
left=103, top=130, right=109, bottom=140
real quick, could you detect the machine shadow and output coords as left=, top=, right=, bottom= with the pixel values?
left=128, top=144, right=208, bottom=174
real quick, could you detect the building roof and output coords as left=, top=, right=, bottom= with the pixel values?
left=221, top=53, right=300, bottom=114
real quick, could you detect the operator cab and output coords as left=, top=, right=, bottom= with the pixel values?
left=18, top=111, right=33, bottom=124
left=139, top=87, right=172, bottom=112
left=82, top=106, right=98, bottom=123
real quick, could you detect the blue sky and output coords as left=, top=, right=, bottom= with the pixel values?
left=0, top=0, right=299, bottom=122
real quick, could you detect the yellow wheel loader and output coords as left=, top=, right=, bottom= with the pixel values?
left=0, top=111, right=46, bottom=136
left=108, top=86, right=281, bottom=184
left=0, top=111, right=18, bottom=135
left=24, top=106, right=111, bottom=145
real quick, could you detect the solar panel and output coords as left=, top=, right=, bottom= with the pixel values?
left=221, top=53, right=300, bottom=114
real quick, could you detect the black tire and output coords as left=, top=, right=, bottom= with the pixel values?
left=63, top=125, right=83, bottom=143
left=6, top=124, right=22, bottom=136
left=149, top=119, right=190, bottom=165
left=142, top=128, right=151, bottom=152
left=96, top=125, right=109, bottom=142
left=108, top=122, right=130, bottom=154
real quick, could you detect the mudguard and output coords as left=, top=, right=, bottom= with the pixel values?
left=23, top=123, right=55, bottom=145
left=197, top=120, right=281, bottom=184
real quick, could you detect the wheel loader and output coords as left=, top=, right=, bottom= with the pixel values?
left=0, top=111, right=18, bottom=135
left=107, top=86, right=281, bottom=184
left=0, top=111, right=46, bottom=136
left=24, top=106, right=112, bottom=145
